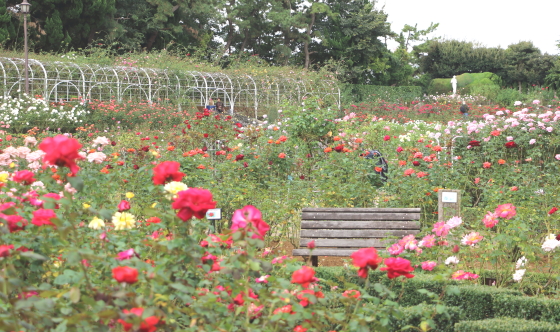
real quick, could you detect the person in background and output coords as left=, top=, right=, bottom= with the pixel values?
left=215, top=98, right=224, bottom=113
left=460, top=101, right=469, bottom=119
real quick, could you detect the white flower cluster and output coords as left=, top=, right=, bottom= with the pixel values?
left=0, top=95, right=90, bottom=129
left=542, top=234, right=560, bottom=252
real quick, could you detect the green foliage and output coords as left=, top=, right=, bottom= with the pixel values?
left=427, top=72, right=500, bottom=95
left=0, top=0, right=15, bottom=47
left=500, top=41, right=555, bottom=91
left=45, top=11, right=65, bottom=51
left=493, top=294, right=560, bottom=323
left=444, top=285, right=522, bottom=320
left=495, top=88, right=525, bottom=106
left=390, top=304, right=463, bottom=332
left=454, top=318, right=560, bottom=332
left=415, top=39, right=506, bottom=78
left=283, top=97, right=338, bottom=142
left=340, top=84, right=422, bottom=104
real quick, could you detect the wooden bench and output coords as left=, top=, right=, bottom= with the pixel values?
left=292, top=208, right=421, bottom=266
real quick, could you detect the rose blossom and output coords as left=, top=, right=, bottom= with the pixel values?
left=421, top=261, right=437, bottom=271
left=112, top=266, right=139, bottom=284
left=291, top=266, right=318, bottom=288
left=351, top=247, right=383, bottom=278
left=172, top=188, right=216, bottom=221
left=482, top=212, right=499, bottom=228
left=380, top=257, right=415, bottom=279
left=230, top=205, right=270, bottom=240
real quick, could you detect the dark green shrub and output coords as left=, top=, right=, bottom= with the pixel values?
left=454, top=318, right=560, bottom=332
left=495, top=88, right=524, bottom=106
left=444, top=285, right=522, bottom=320
left=493, top=294, right=560, bottom=324
left=389, top=304, right=463, bottom=332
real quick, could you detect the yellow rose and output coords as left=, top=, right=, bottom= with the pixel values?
left=112, top=212, right=136, bottom=230
left=163, top=181, right=189, bottom=197
left=126, top=192, right=135, bottom=199
left=0, top=172, right=9, bottom=183
left=88, top=217, right=105, bottom=230
left=83, top=203, right=91, bottom=209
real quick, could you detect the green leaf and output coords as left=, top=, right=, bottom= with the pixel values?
left=69, top=287, right=80, bottom=303
left=53, top=319, right=68, bottom=332
left=19, top=251, right=48, bottom=261
left=99, top=209, right=113, bottom=220
left=67, top=176, right=84, bottom=192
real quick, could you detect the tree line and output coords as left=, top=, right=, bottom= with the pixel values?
left=0, top=0, right=559, bottom=90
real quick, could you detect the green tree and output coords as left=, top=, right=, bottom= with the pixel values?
left=310, top=0, right=392, bottom=84
left=0, top=0, right=12, bottom=46
left=44, top=10, right=64, bottom=51
left=499, top=41, right=554, bottom=91
left=415, top=39, right=505, bottom=78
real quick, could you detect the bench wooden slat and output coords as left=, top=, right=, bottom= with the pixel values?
left=302, top=212, right=420, bottom=221
left=302, top=208, right=421, bottom=213
left=299, top=238, right=391, bottom=248
left=300, top=229, right=419, bottom=238
left=301, top=220, right=420, bottom=230
left=293, top=249, right=378, bottom=256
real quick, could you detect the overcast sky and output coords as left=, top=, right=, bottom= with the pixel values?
left=377, top=0, right=560, bottom=55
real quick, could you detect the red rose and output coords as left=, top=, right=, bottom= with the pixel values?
left=383, top=135, right=391, bottom=141
left=334, top=145, right=344, bottom=152
left=117, top=307, right=160, bottom=332
left=351, top=248, right=382, bottom=278
left=469, top=140, right=481, bottom=147
left=505, top=141, right=517, bottom=148
left=342, top=290, right=361, bottom=299
left=152, top=161, right=185, bottom=185
left=39, top=135, right=84, bottom=175
left=412, top=161, right=420, bottom=166
left=3, top=214, right=28, bottom=232
left=112, top=266, right=139, bottom=284
left=291, top=266, right=318, bottom=288
left=146, top=217, right=161, bottom=225
left=380, top=257, right=415, bottom=279
left=307, top=240, right=315, bottom=249
left=549, top=207, right=558, bottom=215
left=0, top=244, right=14, bottom=257
left=31, top=209, right=57, bottom=227
left=235, top=154, right=244, bottom=161
left=171, top=188, right=216, bottom=221
left=12, top=170, right=37, bottom=185
left=118, top=200, right=131, bottom=212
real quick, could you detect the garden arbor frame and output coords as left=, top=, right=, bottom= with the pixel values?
left=0, top=57, right=340, bottom=117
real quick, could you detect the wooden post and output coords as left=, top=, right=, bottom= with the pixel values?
left=438, top=189, right=461, bottom=222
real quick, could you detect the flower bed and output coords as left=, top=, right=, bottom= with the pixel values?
left=2, top=96, right=560, bottom=330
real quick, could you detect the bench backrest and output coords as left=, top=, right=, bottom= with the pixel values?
left=293, top=207, right=421, bottom=257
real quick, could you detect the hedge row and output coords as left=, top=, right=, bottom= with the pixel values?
left=389, top=304, right=463, bottom=332
left=454, top=318, right=560, bottom=332
left=444, top=285, right=522, bottom=320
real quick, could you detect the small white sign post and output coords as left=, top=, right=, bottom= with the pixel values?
left=438, top=189, right=461, bottom=222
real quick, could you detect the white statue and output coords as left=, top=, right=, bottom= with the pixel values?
left=451, top=75, right=458, bottom=95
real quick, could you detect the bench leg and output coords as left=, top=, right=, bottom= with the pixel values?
left=311, top=256, right=318, bottom=267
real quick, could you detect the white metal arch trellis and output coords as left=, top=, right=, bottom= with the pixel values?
left=0, top=57, right=340, bottom=118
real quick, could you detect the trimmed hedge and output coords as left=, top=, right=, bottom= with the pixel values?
left=444, top=285, right=522, bottom=320
left=389, top=304, right=463, bottom=332
left=493, top=294, right=560, bottom=324
left=454, top=318, right=560, bottom=332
